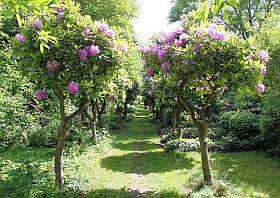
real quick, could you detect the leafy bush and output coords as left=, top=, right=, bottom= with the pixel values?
left=209, top=135, right=265, bottom=152
left=260, top=93, right=280, bottom=157
left=160, top=132, right=177, bottom=144
left=164, top=139, right=199, bottom=153
left=219, top=111, right=260, bottom=140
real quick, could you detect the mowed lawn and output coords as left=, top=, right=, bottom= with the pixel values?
left=1, top=106, right=280, bottom=198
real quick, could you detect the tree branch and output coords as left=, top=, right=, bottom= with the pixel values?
left=67, top=97, right=89, bottom=122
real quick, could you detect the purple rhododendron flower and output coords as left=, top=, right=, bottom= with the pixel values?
left=157, top=49, right=167, bottom=60
left=207, top=26, right=216, bottom=38
left=106, top=29, right=115, bottom=38
left=57, top=11, right=64, bottom=21
left=79, top=48, right=88, bottom=60
left=15, top=33, right=25, bottom=43
left=195, top=44, right=203, bottom=50
left=83, top=27, right=92, bottom=37
left=141, top=46, right=151, bottom=54
left=53, top=7, right=64, bottom=21
left=68, top=81, right=79, bottom=95
left=179, top=33, right=188, bottom=41
left=146, top=68, right=153, bottom=78
left=32, top=18, right=42, bottom=31
left=157, top=33, right=166, bottom=43
left=99, top=23, right=109, bottom=32
left=174, top=39, right=182, bottom=47
left=87, top=45, right=100, bottom=56
left=195, top=28, right=205, bottom=36
left=165, top=31, right=176, bottom=43
left=261, top=66, right=268, bottom=75
left=47, top=60, right=59, bottom=72
left=36, top=89, right=47, bottom=100
left=256, top=83, right=265, bottom=94
left=175, top=26, right=183, bottom=34
left=248, top=53, right=254, bottom=60
left=258, top=50, right=269, bottom=62
left=161, top=62, right=169, bottom=74
left=52, top=6, right=63, bottom=12
left=212, top=32, right=225, bottom=41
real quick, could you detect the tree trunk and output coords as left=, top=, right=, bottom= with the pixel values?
left=176, top=110, right=181, bottom=138
left=54, top=115, right=67, bottom=189
left=171, top=110, right=176, bottom=132
left=53, top=85, right=88, bottom=188
left=122, top=101, right=128, bottom=121
left=198, top=121, right=213, bottom=185
left=159, top=104, right=166, bottom=128
left=53, top=85, right=67, bottom=189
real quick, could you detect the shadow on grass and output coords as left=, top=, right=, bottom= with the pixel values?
left=101, top=150, right=194, bottom=174
left=84, top=188, right=184, bottom=198
left=211, top=152, right=280, bottom=197
left=114, top=140, right=158, bottom=151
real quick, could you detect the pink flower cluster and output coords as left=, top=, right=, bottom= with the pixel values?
left=36, top=89, right=47, bottom=100
left=32, top=18, right=42, bottom=31
left=68, top=81, right=79, bottom=95
left=15, top=33, right=25, bottom=43
left=207, top=24, right=225, bottom=41
left=83, top=27, right=92, bottom=37
left=79, top=44, right=100, bottom=60
left=146, top=68, right=153, bottom=79
left=47, top=60, right=59, bottom=73
left=99, top=23, right=115, bottom=38
left=52, top=6, right=64, bottom=21
left=256, top=83, right=265, bottom=94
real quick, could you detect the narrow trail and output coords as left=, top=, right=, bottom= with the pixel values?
left=84, top=105, right=198, bottom=197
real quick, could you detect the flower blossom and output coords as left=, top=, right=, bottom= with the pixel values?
left=106, top=29, right=115, bottom=38
left=79, top=48, right=88, bottom=60
left=261, top=65, right=268, bottom=75
left=174, top=39, right=182, bottom=47
left=87, top=45, right=100, bottom=57
left=36, top=89, right=47, bottom=100
left=258, top=50, right=269, bottom=62
left=32, top=18, right=42, bottom=31
left=157, top=49, right=167, bottom=60
left=146, top=68, right=153, bottom=78
left=83, top=27, right=92, bottom=37
left=68, top=81, right=79, bottom=95
left=15, top=33, right=25, bottom=43
left=47, top=60, right=59, bottom=72
left=179, top=33, right=188, bottom=41
left=256, top=83, right=265, bottom=94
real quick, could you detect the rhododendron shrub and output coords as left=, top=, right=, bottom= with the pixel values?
left=140, top=25, right=268, bottom=184
left=13, top=0, right=125, bottom=188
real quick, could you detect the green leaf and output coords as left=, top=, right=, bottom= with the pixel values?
left=40, top=43, right=44, bottom=54
left=223, top=3, right=228, bottom=21
left=227, top=0, right=239, bottom=9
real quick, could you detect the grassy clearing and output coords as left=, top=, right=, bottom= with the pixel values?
left=1, top=106, right=280, bottom=197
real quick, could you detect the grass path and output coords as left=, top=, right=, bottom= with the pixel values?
left=70, top=105, right=200, bottom=197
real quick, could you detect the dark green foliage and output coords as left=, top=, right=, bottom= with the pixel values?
left=165, top=139, right=199, bottom=153
left=260, top=93, right=280, bottom=157
left=160, top=132, right=177, bottom=145
left=168, top=0, right=197, bottom=23
left=219, top=111, right=260, bottom=140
